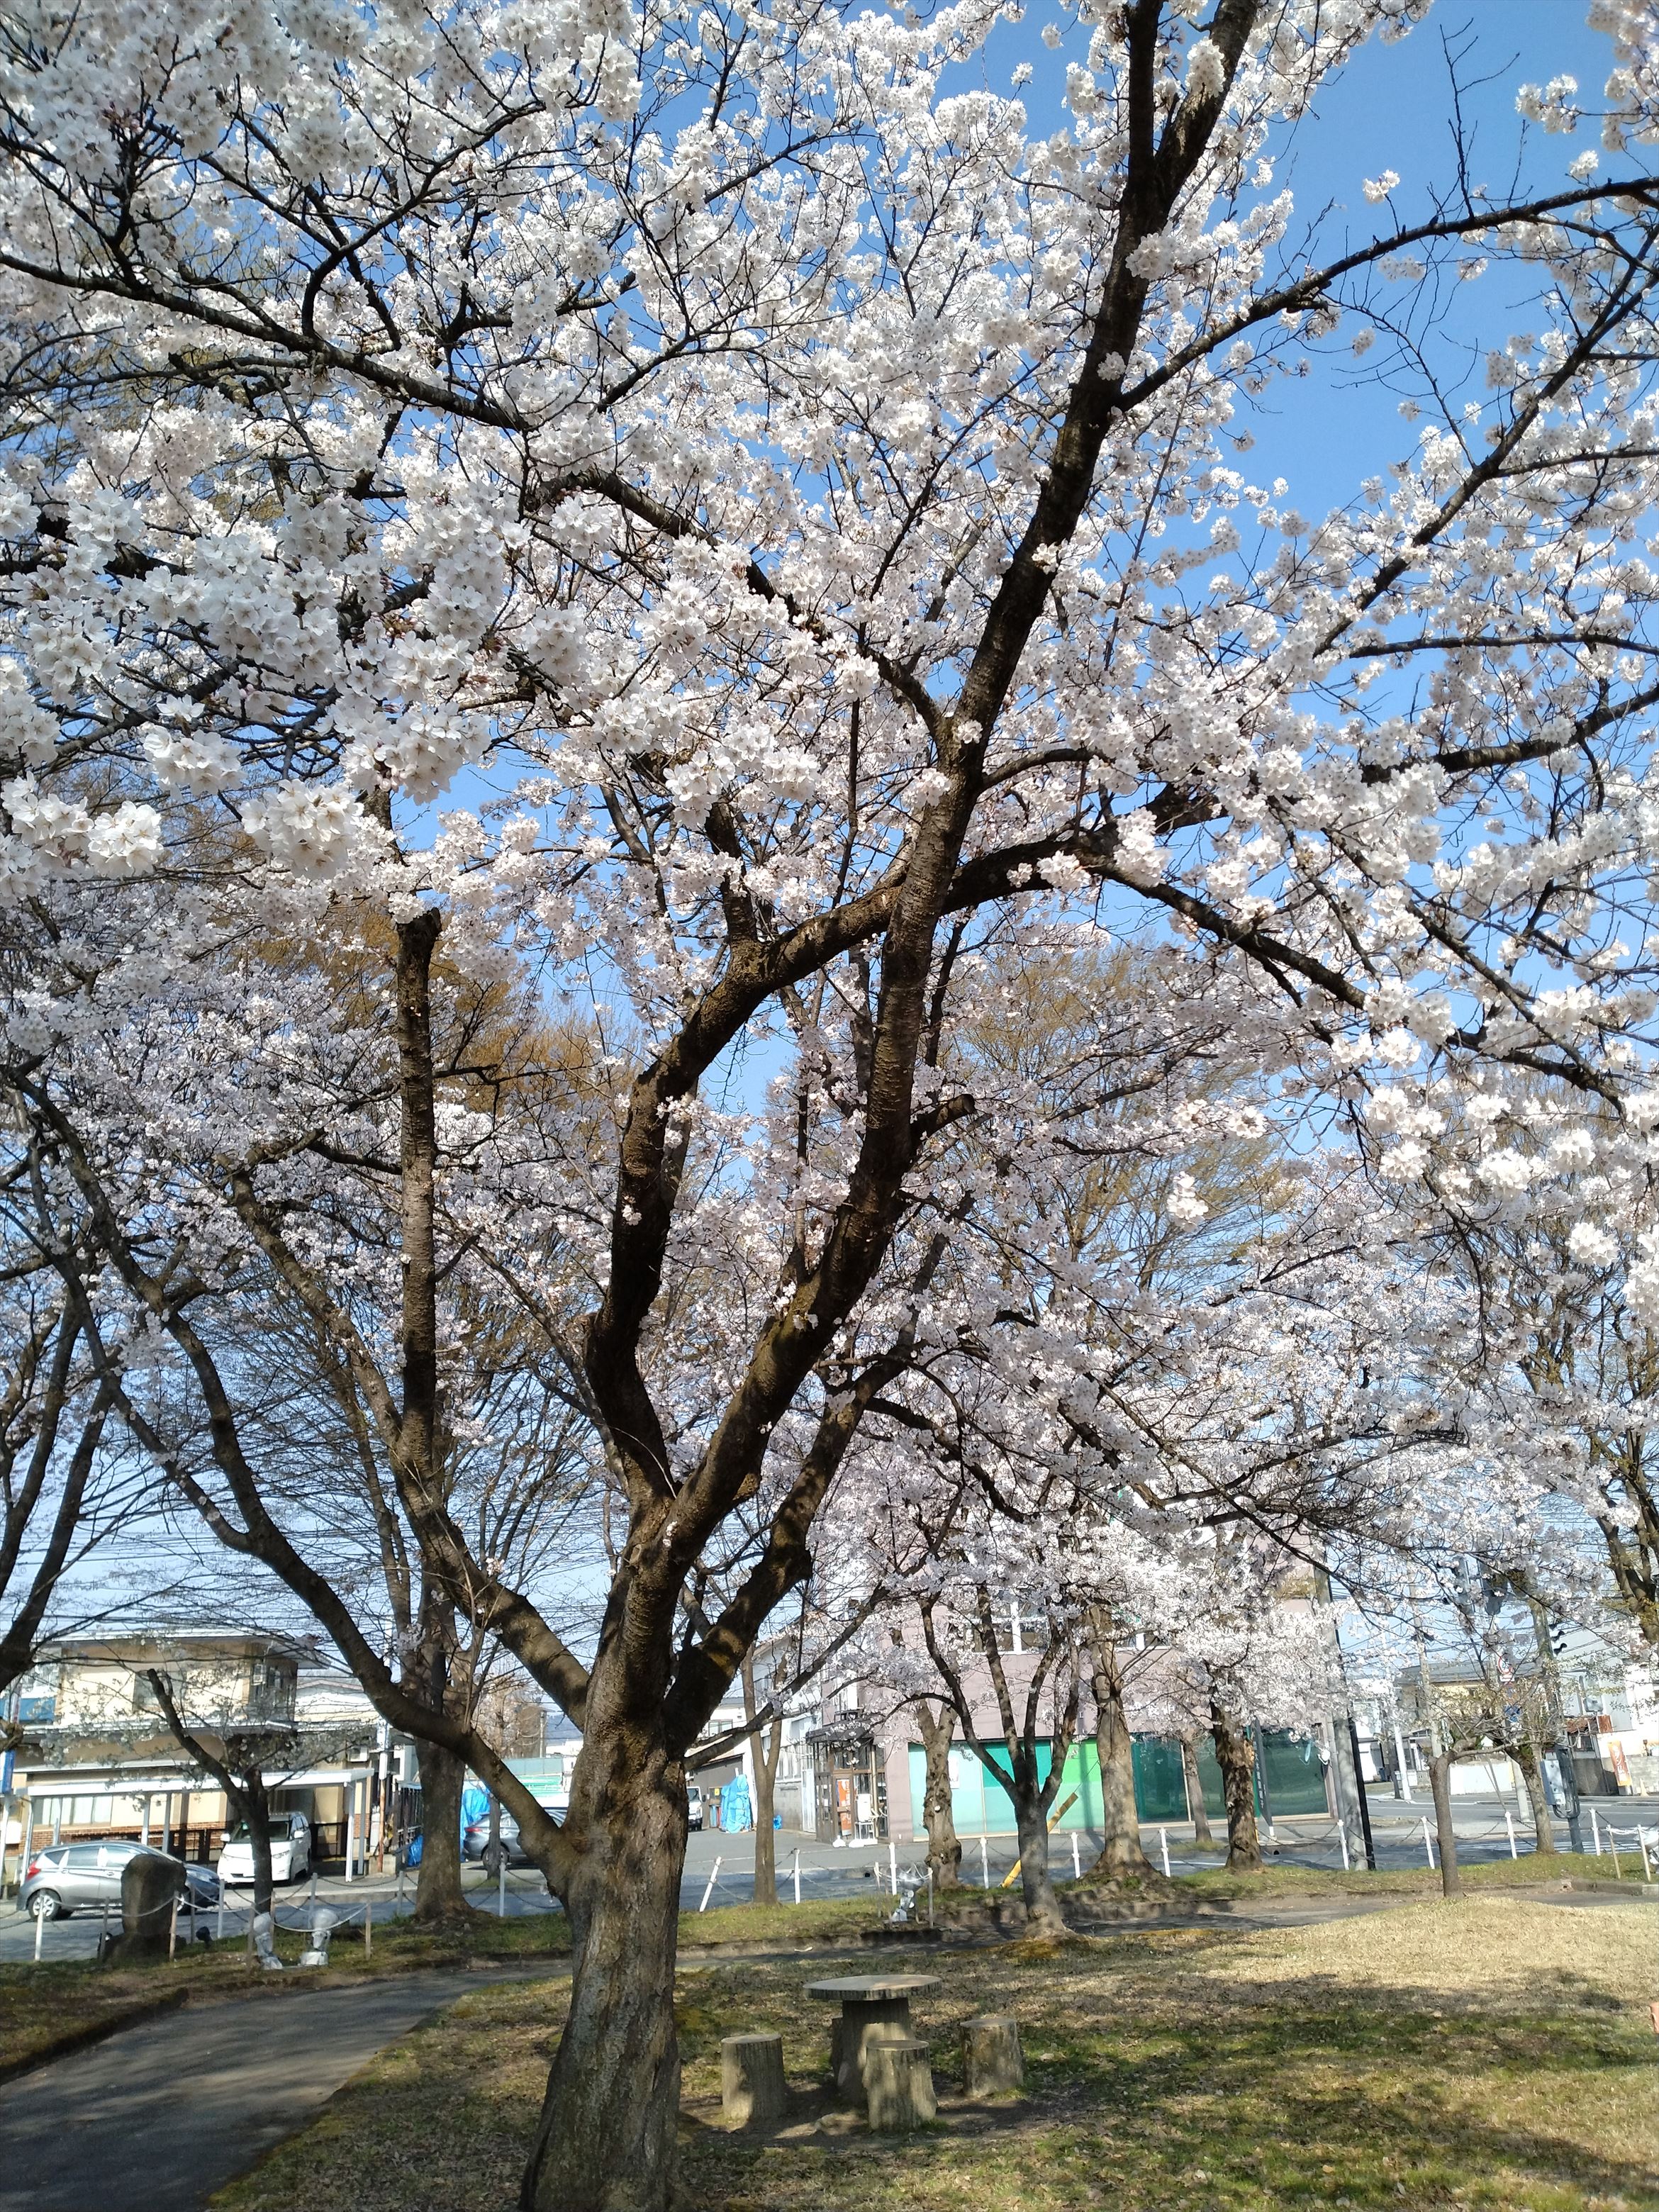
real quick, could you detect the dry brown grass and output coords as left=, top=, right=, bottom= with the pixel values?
left=208, top=1894, right=1659, bottom=2212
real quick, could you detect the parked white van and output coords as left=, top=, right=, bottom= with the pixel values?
left=218, top=1811, right=312, bottom=1887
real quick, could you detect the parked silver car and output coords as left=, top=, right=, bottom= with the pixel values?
left=461, top=1797, right=567, bottom=1866
left=19, top=1840, right=220, bottom=1922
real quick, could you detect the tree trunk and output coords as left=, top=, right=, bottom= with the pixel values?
left=245, top=1770, right=275, bottom=1920
left=415, top=1736, right=471, bottom=1921
left=1086, top=1626, right=1152, bottom=1879
left=520, top=1736, right=688, bottom=2212
left=1012, top=1786, right=1065, bottom=1933
left=916, top=1703, right=962, bottom=1885
left=741, top=1654, right=781, bottom=1908
left=1180, top=1734, right=1213, bottom=1843
left=1210, top=1699, right=1262, bottom=1872
left=1428, top=1749, right=1461, bottom=1898
left=1514, top=1738, right=1558, bottom=1856
left=751, top=1751, right=777, bottom=1907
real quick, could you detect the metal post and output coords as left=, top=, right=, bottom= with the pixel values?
left=167, top=1894, right=178, bottom=1961
left=1160, top=1828, right=1170, bottom=1877
left=1641, top=1834, right=1653, bottom=1885
left=791, top=1849, right=800, bottom=1905
left=699, top=1856, right=722, bottom=1911
left=1505, top=1811, right=1516, bottom=1860
left=364, top=1899, right=372, bottom=1957
left=1339, top=1821, right=1350, bottom=1871
left=888, top=1838, right=897, bottom=1896
left=216, top=1887, right=224, bottom=1940
left=1421, top=1814, right=1434, bottom=1868
left=140, top=1794, right=150, bottom=1848
left=33, top=1904, right=44, bottom=1962
left=397, top=1858, right=405, bottom=1913
left=1592, top=1807, right=1602, bottom=1855
left=498, top=1855, right=507, bottom=1918
left=1071, top=1831, right=1080, bottom=1879
left=980, top=1833, right=989, bottom=1889
left=1393, top=1720, right=1412, bottom=1802
left=345, top=1791, right=356, bottom=1882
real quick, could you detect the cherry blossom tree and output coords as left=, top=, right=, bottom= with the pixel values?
left=4, top=2, right=1659, bottom=2203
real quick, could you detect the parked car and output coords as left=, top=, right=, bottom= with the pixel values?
left=19, top=1840, right=219, bottom=1922
left=462, top=1797, right=567, bottom=1865
left=217, top=1811, right=312, bottom=1888
left=686, top=1784, right=705, bottom=1832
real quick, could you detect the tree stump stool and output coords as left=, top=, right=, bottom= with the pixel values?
left=720, top=2032, right=786, bottom=2128
left=962, top=2013, right=1024, bottom=2096
left=865, top=2036, right=936, bottom=2131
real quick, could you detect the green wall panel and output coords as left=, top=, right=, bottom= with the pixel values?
left=905, top=1728, right=1327, bottom=1834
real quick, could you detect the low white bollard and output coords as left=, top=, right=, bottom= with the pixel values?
left=498, top=1858, right=508, bottom=1917
left=889, top=1838, right=898, bottom=1897
left=1422, top=1816, right=1434, bottom=1868
left=364, top=1899, right=372, bottom=1957
left=1071, top=1831, right=1080, bottom=1879
left=700, top=1855, right=722, bottom=1911
left=791, top=1848, right=800, bottom=1905
left=33, top=1905, right=44, bottom=1962
left=979, top=1833, right=989, bottom=1889
left=1506, top=1811, right=1516, bottom=1860
left=1159, top=1828, right=1170, bottom=1877
left=1339, top=1822, right=1350, bottom=1871
left=1592, top=1809, right=1602, bottom=1855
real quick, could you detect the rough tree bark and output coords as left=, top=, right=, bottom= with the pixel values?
left=1428, top=1748, right=1462, bottom=1898
left=1085, top=1609, right=1154, bottom=1880
left=741, top=1653, right=783, bottom=1908
left=414, top=1737, right=471, bottom=1920
left=915, top=1701, right=962, bottom=1884
left=1210, top=1696, right=1263, bottom=1872
left=519, top=1709, right=688, bottom=2211
left=1513, top=1738, right=1558, bottom=1856
left=1180, top=1734, right=1214, bottom=1843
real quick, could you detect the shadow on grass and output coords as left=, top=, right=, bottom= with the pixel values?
left=673, top=1945, right=1659, bottom=2212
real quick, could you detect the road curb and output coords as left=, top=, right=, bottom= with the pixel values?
left=0, top=1986, right=189, bottom=2087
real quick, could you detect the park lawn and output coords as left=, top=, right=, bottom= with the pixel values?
left=208, top=1893, right=1659, bottom=2212
left=1163, top=1850, right=1638, bottom=1907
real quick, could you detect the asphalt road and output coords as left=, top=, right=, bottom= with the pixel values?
left=0, top=1968, right=559, bottom=2212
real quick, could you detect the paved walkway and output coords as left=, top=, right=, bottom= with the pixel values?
left=0, top=1968, right=562, bottom=2212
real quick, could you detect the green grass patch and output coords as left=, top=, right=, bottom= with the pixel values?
left=209, top=1894, right=1659, bottom=2212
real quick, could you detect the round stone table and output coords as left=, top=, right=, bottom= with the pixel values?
left=805, top=1974, right=942, bottom=2104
